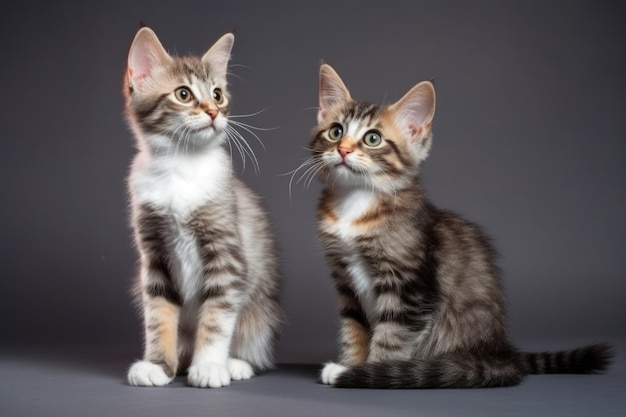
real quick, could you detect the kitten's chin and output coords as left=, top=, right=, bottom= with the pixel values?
left=198, top=119, right=229, bottom=140
left=153, top=128, right=226, bottom=154
left=191, top=116, right=226, bottom=135
left=195, top=125, right=226, bottom=143
left=328, top=165, right=406, bottom=193
left=327, top=165, right=367, bottom=187
left=200, top=122, right=216, bottom=133
left=191, top=120, right=218, bottom=135
left=333, top=162, right=362, bottom=176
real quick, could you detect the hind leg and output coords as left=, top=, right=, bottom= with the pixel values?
left=229, top=296, right=281, bottom=373
left=321, top=302, right=370, bottom=384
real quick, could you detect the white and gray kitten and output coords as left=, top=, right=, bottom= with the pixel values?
left=123, top=27, right=281, bottom=388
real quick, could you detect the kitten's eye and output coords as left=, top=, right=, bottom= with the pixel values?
left=363, top=131, right=382, bottom=147
left=174, top=87, right=193, bottom=103
left=328, top=123, right=344, bottom=142
left=212, top=88, right=224, bottom=104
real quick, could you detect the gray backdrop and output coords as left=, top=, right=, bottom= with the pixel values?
left=1, top=1, right=624, bottom=364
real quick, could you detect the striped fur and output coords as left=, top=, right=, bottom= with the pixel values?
left=310, top=64, right=612, bottom=389
left=123, top=27, right=281, bottom=388
left=332, top=344, right=612, bottom=388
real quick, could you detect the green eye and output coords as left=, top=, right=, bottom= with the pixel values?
left=212, top=88, right=224, bottom=104
left=328, top=123, right=344, bottom=141
left=363, top=131, right=382, bottom=147
left=174, top=87, right=193, bottom=103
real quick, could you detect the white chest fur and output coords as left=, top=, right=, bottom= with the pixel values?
left=129, top=147, right=231, bottom=218
left=325, top=189, right=379, bottom=321
left=327, top=189, right=377, bottom=239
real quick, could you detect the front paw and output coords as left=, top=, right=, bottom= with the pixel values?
left=127, top=360, right=174, bottom=387
left=320, top=362, right=348, bottom=385
left=187, top=363, right=231, bottom=388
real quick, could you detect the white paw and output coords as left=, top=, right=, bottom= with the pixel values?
left=127, top=361, right=173, bottom=387
left=227, top=358, right=255, bottom=381
left=320, top=362, right=347, bottom=385
left=187, top=363, right=231, bottom=388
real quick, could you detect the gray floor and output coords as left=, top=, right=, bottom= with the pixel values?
left=2, top=342, right=625, bottom=417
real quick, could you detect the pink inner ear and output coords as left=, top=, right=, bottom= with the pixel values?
left=132, top=78, right=145, bottom=91
left=128, top=73, right=145, bottom=92
left=130, top=58, right=151, bottom=90
left=406, top=123, right=427, bottom=142
left=407, top=124, right=425, bottom=142
left=130, top=67, right=150, bottom=90
left=393, top=81, right=435, bottom=143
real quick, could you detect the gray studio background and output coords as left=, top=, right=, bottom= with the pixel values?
left=1, top=1, right=624, bottom=364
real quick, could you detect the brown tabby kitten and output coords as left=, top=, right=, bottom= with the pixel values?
left=306, top=63, right=611, bottom=388
left=123, top=27, right=281, bottom=388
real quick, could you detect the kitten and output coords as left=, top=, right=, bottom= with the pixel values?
left=123, top=27, right=281, bottom=388
left=306, top=63, right=611, bottom=388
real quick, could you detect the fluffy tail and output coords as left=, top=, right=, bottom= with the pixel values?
left=332, top=349, right=525, bottom=389
left=522, top=343, right=612, bottom=374
left=331, top=344, right=612, bottom=389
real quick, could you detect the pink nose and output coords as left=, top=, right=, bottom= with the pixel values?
left=207, top=109, right=218, bottom=120
left=338, top=146, right=352, bottom=159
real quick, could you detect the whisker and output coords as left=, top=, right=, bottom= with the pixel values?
left=226, top=70, right=248, bottom=83
left=228, top=63, right=257, bottom=73
left=224, top=127, right=248, bottom=172
left=286, top=157, right=320, bottom=200
left=184, top=125, right=192, bottom=156
left=281, top=157, right=315, bottom=176
left=305, top=161, right=326, bottom=190
left=225, top=125, right=260, bottom=174
left=173, top=125, right=190, bottom=160
left=226, top=137, right=234, bottom=167
left=228, top=120, right=271, bottom=151
left=297, top=160, right=324, bottom=185
left=162, top=123, right=185, bottom=159
left=229, top=109, right=268, bottom=119
left=230, top=120, right=280, bottom=132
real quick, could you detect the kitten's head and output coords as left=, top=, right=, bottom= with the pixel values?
left=124, top=27, right=234, bottom=153
left=310, top=64, right=435, bottom=192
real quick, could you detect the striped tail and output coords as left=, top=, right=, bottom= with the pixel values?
left=332, top=350, right=525, bottom=389
left=331, top=344, right=613, bottom=389
left=523, top=343, right=612, bottom=374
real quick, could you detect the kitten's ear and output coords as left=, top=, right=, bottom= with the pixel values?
left=318, top=64, right=351, bottom=124
left=127, top=27, right=171, bottom=92
left=201, top=33, right=235, bottom=80
left=390, top=81, right=436, bottom=143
